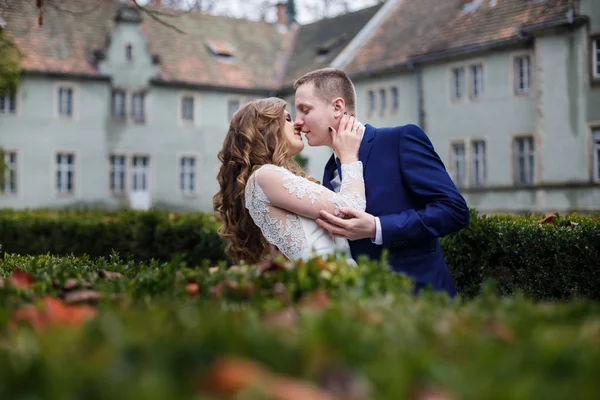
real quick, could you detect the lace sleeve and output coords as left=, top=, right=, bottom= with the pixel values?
left=253, top=162, right=366, bottom=219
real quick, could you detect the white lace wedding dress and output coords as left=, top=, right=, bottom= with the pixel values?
left=244, top=161, right=366, bottom=264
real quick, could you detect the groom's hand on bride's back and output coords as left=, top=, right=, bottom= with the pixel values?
left=316, top=207, right=376, bottom=241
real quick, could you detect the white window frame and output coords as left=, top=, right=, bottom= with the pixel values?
left=55, top=152, right=76, bottom=196
left=450, top=66, right=466, bottom=102
left=513, top=136, right=535, bottom=186
left=227, top=97, right=243, bottom=122
left=389, top=86, right=399, bottom=115
left=450, top=141, right=467, bottom=188
left=469, top=63, right=484, bottom=100
left=131, top=155, right=150, bottom=192
left=366, top=89, right=375, bottom=116
left=179, top=154, right=198, bottom=196
left=109, top=154, right=127, bottom=196
left=378, top=88, right=387, bottom=116
left=181, top=95, right=194, bottom=123
left=131, top=91, right=146, bottom=124
left=0, top=87, right=17, bottom=115
left=470, top=139, right=486, bottom=187
left=2, top=149, right=18, bottom=195
left=593, top=37, right=600, bottom=80
left=513, top=53, right=532, bottom=95
left=55, top=83, right=77, bottom=120
left=592, top=127, right=600, bottom=183
left=179, top=92, right=199, bottom=126
left=111, top=89, right=127, bottom=121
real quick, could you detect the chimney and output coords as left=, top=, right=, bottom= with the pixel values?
left=275, top=1, right=288, bottom=33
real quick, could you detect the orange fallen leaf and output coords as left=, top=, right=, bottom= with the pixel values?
left=10, top=296, right=96, bottom=332
left=63, top=290, right=102, bottom=305
left=199, top=356, right=334, bottom=400
left=43, top=297, right=97, bottom=326
left=485, top=319, right=515, bottom=344
left=314, top=259, right=329, bottom=271
left=201, top=356, right=268, bottom=395
left=7, top=268, right=35, bottom=289
left=262, top=307, right=298, bottom=330
left=299, top=289, right=330, bottom=311
left=538, top=213, right=556, bottom=224
left=266, top=375, right=334, bottom=400
left=98, top=269, right=124, bottom=280
left=186, top=282, right=200, bottom=297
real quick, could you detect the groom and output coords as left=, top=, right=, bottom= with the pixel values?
left=293, top=68, right=470, bottom=297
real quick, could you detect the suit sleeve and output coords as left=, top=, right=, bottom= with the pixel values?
left=378, top=124, right=470, bottom=246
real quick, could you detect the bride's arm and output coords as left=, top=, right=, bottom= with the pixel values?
left=253, top=162, right=366, bottom=220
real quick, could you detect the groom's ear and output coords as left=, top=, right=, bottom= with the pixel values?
left=332, top=97, right=345, bottom=118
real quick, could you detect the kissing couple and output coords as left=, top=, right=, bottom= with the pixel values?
left=213, top=68, right=470, bottom=297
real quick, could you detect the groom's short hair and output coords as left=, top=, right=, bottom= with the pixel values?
left=293, top=68, right=356, bottom=114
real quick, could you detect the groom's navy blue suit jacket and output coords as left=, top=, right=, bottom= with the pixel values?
left=322, top=123, right=469, bottom=297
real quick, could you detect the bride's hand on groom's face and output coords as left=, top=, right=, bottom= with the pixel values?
left=330, top=113, right=362, bottom=164
left=316, top=208, right=376, bottom=241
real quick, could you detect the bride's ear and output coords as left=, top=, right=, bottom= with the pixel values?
left=332, top=97, right=345, bottom=118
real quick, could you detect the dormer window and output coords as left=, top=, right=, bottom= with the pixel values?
left=316, top=34, right=347, bottom=57
left=126, top=44, right=133, bottom=61
left=205, top=39, right=233, bottom=61
left=462, top=0, right=483, bottom=12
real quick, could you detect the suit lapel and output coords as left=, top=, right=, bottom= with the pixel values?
left=359, top=124, right=376, bottom=167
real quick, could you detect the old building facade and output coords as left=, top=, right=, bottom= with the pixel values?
left=1, top=0, right=599, bottom=214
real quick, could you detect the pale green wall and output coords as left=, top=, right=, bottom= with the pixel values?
left=0, top=15, right=267, bottom=212
left=582, top=0, right=600, bottom=123
left=0, top=76, right=111, bottom=209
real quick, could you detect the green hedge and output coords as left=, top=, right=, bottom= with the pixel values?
left=441, top=209, right=600, bottom=300
left=0, top=208, right=599, bottom=300
left=0, top=209, right=224, bottom=265
left=1, top=254, right=600, bottom=399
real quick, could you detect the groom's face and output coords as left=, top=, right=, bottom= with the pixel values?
left=294, top=82, right=337, bottom=147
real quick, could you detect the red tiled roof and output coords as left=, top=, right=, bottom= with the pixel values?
left=1, top=0, right=289, bottom=90
left=0, top=0, right=583, bottom=87
left=345, top=0, right=580, bottom=75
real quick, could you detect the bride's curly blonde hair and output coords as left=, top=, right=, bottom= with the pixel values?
left=213, top=97, right=318, bottom=264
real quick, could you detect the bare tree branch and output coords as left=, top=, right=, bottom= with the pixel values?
left=43, top=0, right=102, bottom=15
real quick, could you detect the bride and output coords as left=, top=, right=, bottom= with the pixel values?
left=213, top=97, right=365, bottom=265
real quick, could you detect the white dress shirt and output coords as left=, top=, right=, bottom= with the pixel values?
left=330, top=122, right=383, bottom=245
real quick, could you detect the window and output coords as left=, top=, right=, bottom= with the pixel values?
left=367, top=90, right=375, bottom=115
left=227, top=99, right=240, bottom=120
left=513, top=136, right=535, bottom=185
left=514, top=55, right=531, bottom=94
left=112, top=90, right=126, bottom=120
left=593, top=38, right=600, bottom=79
left=593, top=128, right=600, bottom=182
left=131, top=92, right=145, bottom=123
left=131, top=156, right=149, bottom=191
left=390, top=86, right=399, bottom=113
left=56, top=153, right=75, bottom=194
left=451, top=142, right=466, bottom=188
left=378, top=88, right=386, bottom=115
left=2, top=151, right=17, bottom=194
left=0, top=88, right=16, bottom=114
left=471, top=140, right=486, bottom=187
left=109, top=155, right=126, bottom=195
left=469, top=63, right=484, bottom=99
left=58, top=87, right=73, bottom=117
left=126, top=44, right=133, bottom=61
left=451, top=67, right=465, bottom=101
left=180, top=156, right=196, bottom=195
left=182, top=96, right=194, bottom=122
